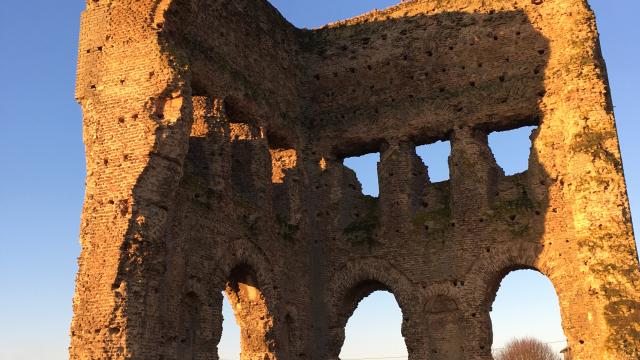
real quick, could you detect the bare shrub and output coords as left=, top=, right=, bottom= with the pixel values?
left=494, top=338, right=561, bottom=360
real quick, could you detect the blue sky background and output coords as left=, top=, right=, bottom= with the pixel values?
left=0, top=1, right=637, bottom=359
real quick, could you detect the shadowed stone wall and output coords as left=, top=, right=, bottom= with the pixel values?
left=71, top=0, right=640, bottom=359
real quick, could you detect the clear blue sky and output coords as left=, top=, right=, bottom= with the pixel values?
left=0, top=1, right=638, bottom=359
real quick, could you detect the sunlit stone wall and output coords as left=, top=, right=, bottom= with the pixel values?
left=71, top=0, right=640, bottom=359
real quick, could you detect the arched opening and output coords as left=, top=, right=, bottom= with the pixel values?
left=339, top=288, right=408, bottom=360
left=490, top=269, right=567, bottom=357
left=217, top=264, right=275, bottom=360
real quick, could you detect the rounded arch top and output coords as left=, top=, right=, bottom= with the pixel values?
left=326, top=257, right=425, bottom=358
left=463, top=240, right=559, bottom=311
left=211, top=239, right=278, bottom=296
left=327, top=257, right=421, bottom=319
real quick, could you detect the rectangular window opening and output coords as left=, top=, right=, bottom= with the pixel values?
left=343, top=152, right=381, bottom=197
left=488, top=126, right=538, bottom=176
left=415, top=140, right=451, bottom=183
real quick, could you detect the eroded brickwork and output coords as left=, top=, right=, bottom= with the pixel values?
left=71, top=0, right=640, bottom=359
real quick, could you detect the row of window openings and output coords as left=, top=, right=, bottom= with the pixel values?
left=344, top=126, right=537, bottom=197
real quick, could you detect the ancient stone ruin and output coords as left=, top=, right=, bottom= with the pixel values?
left=71, top=0, right=640, bottom=359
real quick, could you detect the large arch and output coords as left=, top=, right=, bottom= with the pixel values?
left=173, top=239, right=282, bottom=360
left=326, top=258, right=422, bottom=359
left=462, top=241, right=567, bottom=360
left=223, top=263, right=276, bottom=360
left=339, top=290, right=407, bottom=359
left=214, top=239, right=283, bottom=360
left=490, top=269, right=567, bottom=356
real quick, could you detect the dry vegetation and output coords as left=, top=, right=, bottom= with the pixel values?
left=494, top=338, right=562, bottom=360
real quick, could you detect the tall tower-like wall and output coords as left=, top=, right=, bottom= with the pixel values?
left=72, top=1, right=640, bottom=359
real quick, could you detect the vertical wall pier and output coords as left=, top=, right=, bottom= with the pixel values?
left=230, top=123, right=274, bottom=239
left=379, top=140, right=428, bottom=242
left=449, top=127, right=502, bottom=224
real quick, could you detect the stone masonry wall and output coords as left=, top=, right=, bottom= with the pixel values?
left=71, top=0, right=640, bottom=359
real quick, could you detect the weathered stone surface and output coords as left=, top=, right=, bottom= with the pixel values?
left=71, top=1, right=640, bottom=359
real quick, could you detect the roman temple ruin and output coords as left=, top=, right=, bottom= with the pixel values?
left=71, top=0, right=640, bottom=359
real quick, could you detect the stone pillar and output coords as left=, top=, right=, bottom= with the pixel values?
left=449, top=127, right=503, bottom=224
left=462, top=311, right=493, bottom=360
left=175, top=290, right=222, bottom=360
left=378, top=140, right=427, bottom=241
left=527, top=3, right=640, bottom=358
left=188, top=97, right=232, bottom=206
left=424, top=295, right=465, bottom=360
left=230, top=123, right=274, bottom=238
left=155, top=96, right=234, bottom=360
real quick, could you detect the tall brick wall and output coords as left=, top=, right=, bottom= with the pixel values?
left=71, top=0, right=640, bottom=359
